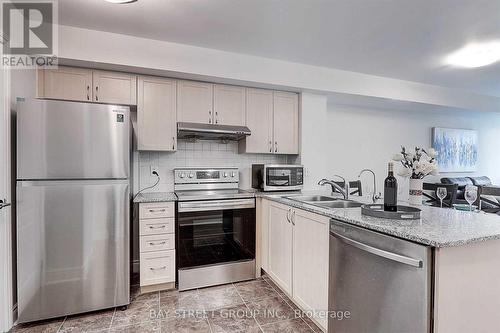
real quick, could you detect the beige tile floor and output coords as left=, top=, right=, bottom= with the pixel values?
left=11, top=275, right=321, bottom=333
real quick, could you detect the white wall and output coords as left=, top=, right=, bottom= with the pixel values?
left=324, top=103, right=500, bottom=200
left=297, top=93, right=329, bottom=190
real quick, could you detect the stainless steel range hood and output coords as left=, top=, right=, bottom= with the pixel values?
left=177, top=122, right=251, bottom=141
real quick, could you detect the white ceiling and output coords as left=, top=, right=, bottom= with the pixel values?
left=59, top=0, right=500, bottom=97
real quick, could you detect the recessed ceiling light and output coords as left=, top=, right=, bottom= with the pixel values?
left=105, top=0, right=138, bottom=4
left=445, top=41, right=500, bottom=68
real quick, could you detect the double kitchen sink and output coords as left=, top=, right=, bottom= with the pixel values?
left=286, top=195, right=363, bottom=209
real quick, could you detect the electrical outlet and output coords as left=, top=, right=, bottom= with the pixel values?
left=150, top=165, right=159, bottom=176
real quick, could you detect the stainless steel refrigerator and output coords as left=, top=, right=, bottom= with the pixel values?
left=16, top=99, right=130, bottom=323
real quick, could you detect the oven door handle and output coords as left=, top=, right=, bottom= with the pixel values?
left=178, top=198, right=255, bottom=212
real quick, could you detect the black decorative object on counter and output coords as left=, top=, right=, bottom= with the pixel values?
left=384, top=162, right=398, bottom=211
left=362, top=204, right=421, bottom=220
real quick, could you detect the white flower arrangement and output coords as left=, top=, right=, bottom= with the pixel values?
left=393, top=146, right=438, bottom=179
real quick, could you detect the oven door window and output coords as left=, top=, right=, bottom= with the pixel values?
left=177, top=207, right=256, bottom=269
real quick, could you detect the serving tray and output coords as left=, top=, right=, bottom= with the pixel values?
left=361, top=204, right=421, bottom=220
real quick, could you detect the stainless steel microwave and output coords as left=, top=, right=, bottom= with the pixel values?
left=252, top=164, right=304, bottom=191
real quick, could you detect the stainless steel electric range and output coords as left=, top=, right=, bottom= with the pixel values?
left=174, top=167, right=256, bottom=291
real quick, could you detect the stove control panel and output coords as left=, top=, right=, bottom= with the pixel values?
left=174, top=167, right=239, bottom=184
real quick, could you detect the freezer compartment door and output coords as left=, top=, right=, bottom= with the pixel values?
left=329, top=220, right=432, bottom=333
left=17, top=99, right=130, bottom=179
left=16, top=180, right=130, bottom=323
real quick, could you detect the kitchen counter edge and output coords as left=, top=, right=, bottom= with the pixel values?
left=133, top=192, right=178, bottom=203
left=256, top=193, right=500, bottom=248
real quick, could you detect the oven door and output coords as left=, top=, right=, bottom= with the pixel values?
left=177, top=198, right=256, bottom=270
left=264, top=166, right=303, bottom=191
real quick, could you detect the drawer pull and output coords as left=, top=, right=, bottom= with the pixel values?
left=149, top=209, right=166, bottom=213
left=146, top=255, right=170, bottom=260
left=148, top=225, right=166, bottom=229
left=149, top=266, right=167, bottom=271
left=149, top=241, right=167, bottom=246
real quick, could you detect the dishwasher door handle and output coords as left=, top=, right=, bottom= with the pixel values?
left=332, top=232, right=423, bottom=268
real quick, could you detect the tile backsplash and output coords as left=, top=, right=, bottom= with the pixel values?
left=136, top=140, right=287, bottom=193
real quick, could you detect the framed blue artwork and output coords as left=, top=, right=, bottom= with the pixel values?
left=432, top=127, right=478, bottom=172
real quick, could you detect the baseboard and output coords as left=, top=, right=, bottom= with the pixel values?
left=140, top=282, right=175, bottom=294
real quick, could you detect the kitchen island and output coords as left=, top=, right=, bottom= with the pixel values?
left=256, top=192, right=500, bottom=333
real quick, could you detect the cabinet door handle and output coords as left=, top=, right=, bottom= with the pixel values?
left=269, top=141, right=272, bottom=153
left=286, top=208, right=291, bottom=223
left=95, top=86, right=99, bottom=101
left=208, top=110, right=212, bottom=124
left=86, top=85, right=90, bottom=100
left=149, top=266, right=167, bottom=271
left=172, top=136, right=175, bottom=150
left=215, top=111, right=218, bottom=124
left=291, top=211, right=296, bottom=225
left=274, top=141, right=278, bottom=153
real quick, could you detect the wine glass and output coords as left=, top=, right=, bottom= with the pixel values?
left=436, top=187, right=447, bottom=208
left=464, top=185, right=478, bottom=212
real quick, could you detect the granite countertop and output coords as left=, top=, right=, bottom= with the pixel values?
left=257, top=191, right=500, bottom=248
left=133, top=192, right=178, bottom=203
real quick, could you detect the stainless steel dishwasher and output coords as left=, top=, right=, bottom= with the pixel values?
left=329, top=219, right=432, bottom=333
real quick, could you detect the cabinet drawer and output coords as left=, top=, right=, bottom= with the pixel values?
left=139, top=218, right=175, bottom=236
left=139, top=202, right=174, bottom=219
left=140, top=234, right=175, bottom=253
left=140, top=250, right=175, bottom=286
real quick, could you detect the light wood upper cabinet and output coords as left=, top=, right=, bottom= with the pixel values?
left=213, top=84, right=246, bottom=126
left=240, top=88, right=273, bottom=154
left=177, top=81, right=246, bottom=126
left=240, top=90, right=299, bottom=155
left=37, top=66, right=92, bottom=102
left=177, top=80, right=213, bottom=124
left=37, top=67, right=137, bottom=105
left=137, top=76, right=177, bottom=151
left=273, top=91, right=299, bottom=154
left=292, top=207, right=329, bottom=330
left=92, top=70, right=137, bottom=105
left=267, top=201, right=293, bottom=296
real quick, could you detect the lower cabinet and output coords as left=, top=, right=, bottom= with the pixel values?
left=267, top=201, right=294, bottom=295
left=262, top=199, right=330, bottom=331
left=292, top=207, right=330, bottom=330
left=140, top=250, right=176, bottom=287
left=138, top=202, right=176, bottom=292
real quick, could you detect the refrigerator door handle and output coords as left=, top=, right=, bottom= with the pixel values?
left=17, top=179, right=129, bottom=187
left=331, top=232, right=423, bottom=268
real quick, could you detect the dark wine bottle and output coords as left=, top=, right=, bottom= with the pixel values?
left=384, top=162, right=398, bottom=212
